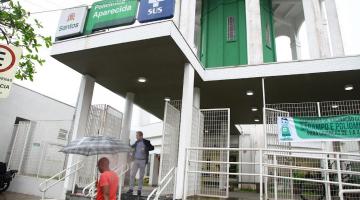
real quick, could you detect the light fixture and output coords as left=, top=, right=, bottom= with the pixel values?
left=344, top=84, right=354, bottom=91
left=137, top=77, right=147, bottom=83
left=251, top=107, right=258, bottom=112
left=164, top=97, right=171, bottom=102
left=254, top=118, right=260, bottom=122
left=331, top=105, right=339, bottom=109
left=246, top=90, right=254, bottom=96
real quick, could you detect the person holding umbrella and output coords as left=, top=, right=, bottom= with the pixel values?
left=96, top=157, right=119, bottom=200
left=127, top=131, right=154, bottom=196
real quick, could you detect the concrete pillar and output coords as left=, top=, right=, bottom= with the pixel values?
left=290, top=29, right=302, bottom=60
left=121, top=92, right=135, bottom=143
left=302, top=0, right=331, bottom=58
left=175, top=63, right=195, bottom=199
left=179, top=0, right=197, bottom=48
left=193, top=87, right=200, bottom=109
left=246, top=0, right=264, bottom=64
left=324, top=0, right=345, bottom=57
left=63, top=75, right=95, bottom=196
left=149, top=154, right=160, bottom=186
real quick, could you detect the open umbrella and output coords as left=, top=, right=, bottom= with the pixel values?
left=60, top=136, right=130, bottom=156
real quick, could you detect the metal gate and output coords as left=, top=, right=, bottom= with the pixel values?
left=186, top=108, right=230, bottom=198
left=158, top=101, right=181, bottom=195
left=76, top=104, right=124, bottom=187
left=7, top=120, right=72, bottom=178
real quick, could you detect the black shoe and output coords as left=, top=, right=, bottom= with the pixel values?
left=126, top=189, right=133, bottom=194
left=137, top=190, right=141, bottom=196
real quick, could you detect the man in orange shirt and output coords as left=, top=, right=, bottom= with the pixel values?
left=97, top=157, right=119, bottom=200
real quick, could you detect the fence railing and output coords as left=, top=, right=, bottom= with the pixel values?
left=184, top=147, right=360, bottom=200
left=39, top=160, right=84, bottom=200
left=147, top=167, right=177, bottom=200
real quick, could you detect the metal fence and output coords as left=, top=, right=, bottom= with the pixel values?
left=185, top=148, right=360, bottom=200
left=7, top=120, right=72, bottom=179
left=263, top=100, right=360, bottom=199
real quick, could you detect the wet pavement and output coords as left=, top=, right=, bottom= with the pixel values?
left=0, top=192, right=40, bottom=200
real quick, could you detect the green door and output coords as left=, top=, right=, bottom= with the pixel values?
left=201, top=0, right=248, bottom=68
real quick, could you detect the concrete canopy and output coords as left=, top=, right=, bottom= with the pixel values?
left=52, top=21, right=360, bottom=132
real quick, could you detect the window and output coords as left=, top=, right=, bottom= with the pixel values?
left=58, top=129, right=68, bottom=140
left=265, top=21, right=272, bottom=48
left=227, top=16, right=236, bottom=42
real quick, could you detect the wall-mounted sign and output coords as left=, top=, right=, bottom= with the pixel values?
left=55, top=6, right=88, bottom=40
left=84, top=0, right=138, bottom=34
left=0, top=44, right=22, bottom=98
left=138, top=0, right=175, bottom=23
left=278, top=115, right=360, bottom=142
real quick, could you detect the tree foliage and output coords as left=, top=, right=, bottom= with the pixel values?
left=0, top=0, right=52, bottom=81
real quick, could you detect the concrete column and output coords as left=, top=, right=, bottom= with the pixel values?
left=246, top=0, right=264, bottom=64
left=175, top=63, right=195, bottom=199
left=324, top=0, right=345, bottom=57
left=290, top=30, right=302, bottom=60
left=121, top=92, right=135, bottom=143
left=302, top=0, right=331, bottom=58
left=193, top=87, right=200, bottom=109
left=179, top=0, right=197, bottom=47
left=63, top=75, right=95, bottom=196
left=149, top=154, right=160, bottom=186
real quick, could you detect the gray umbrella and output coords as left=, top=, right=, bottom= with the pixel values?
left=60, top=136, right=130, bottom=156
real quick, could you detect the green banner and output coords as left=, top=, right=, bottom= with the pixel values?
left=278, top=114, right=360, bottom=142
left=84, top=0, right=138, bottom=34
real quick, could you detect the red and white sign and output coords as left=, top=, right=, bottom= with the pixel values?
left=0, top=44, right=22, bottom=98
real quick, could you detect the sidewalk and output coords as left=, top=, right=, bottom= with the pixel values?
left=0, top=192, right=40, bottom=200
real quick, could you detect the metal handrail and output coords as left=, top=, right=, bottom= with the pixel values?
left=39, top=160, right=84, bottom=200
left=147, top=167, right=176, bottom=200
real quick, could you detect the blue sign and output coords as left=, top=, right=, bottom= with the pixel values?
left=138, top=0, right=175, bottom=23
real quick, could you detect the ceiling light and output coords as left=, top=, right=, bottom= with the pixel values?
left=137, top=77, right=147, bottom=83
left=164, top=97, right=171, bottom=102
left=344, top=84, right=354, bottom=91
left=331, top=105, right=339, bottom=109
left=254, top=118, right=260, bottom=122
left=246, top=90, right=254, bottom=96
left=251, top=107, right=258, bottom=112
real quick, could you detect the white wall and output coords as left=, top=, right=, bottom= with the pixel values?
left=8, top=175, right=64, bottom=199
left=0, top=84, right=75, bottom=162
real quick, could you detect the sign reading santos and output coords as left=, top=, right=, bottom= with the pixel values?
left=55, top=6, right=88, bottom=40
left=138, top=0, right=175, bottom=23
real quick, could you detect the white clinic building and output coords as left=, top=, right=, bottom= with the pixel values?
left=6, top=0, right=360, bottom=199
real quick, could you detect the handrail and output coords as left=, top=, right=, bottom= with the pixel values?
left=39, top=160, right=84, bottom=200
left=147, top=167, right=176, bottom=200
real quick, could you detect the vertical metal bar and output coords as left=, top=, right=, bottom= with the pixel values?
left=158, top=102, right=168, bottom=182
left=7, top=124, right=20, bottom=171
left=260, top=149, right=263, bottom=200
left=318, top=102, right=331, bottom=200
left=261, top=78, right=268, bottom=200
left=172, top=167, right=177, bottom=200
left=183, top=149, right=189, bottom=200
left=18, top=121, right=32, bottom=172
left=72, top=161, right=81, bottom=194
left=336, top=154, right=344, bottom=200
left=37, top=142, right=46, bottom=178
left=226, top=109, right=230, bottom=198
left=274, top=154, right=278, bottom=200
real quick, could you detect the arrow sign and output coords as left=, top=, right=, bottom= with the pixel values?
left=0, top=44, right=22, bottom=98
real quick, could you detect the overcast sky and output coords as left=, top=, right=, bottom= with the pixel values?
left=11, top=0, right=360, bottom=128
